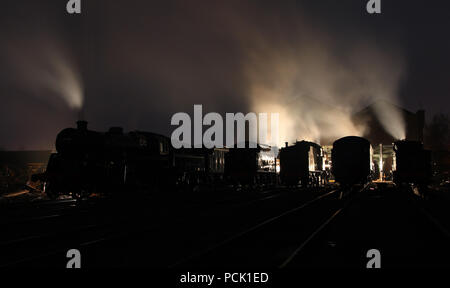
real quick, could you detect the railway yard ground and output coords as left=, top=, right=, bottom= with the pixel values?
left=0, top=183, right=449, bottom=268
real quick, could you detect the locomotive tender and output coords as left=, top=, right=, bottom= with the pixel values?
left=331, top=136, right=373, bottom=186
left=279, top=141, right=325, bottom=187
left=393, top=140, right=432, bottom=187
left=224, top=142, right=277, bottom=187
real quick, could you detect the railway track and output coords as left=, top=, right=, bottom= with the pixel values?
left=280, top=183, right=450, bottom=268
left=171, top=187, right=346, bottom=268
left=408, top=187, right=450, bottom=241
left=0, top=186, right=284, bottom=227
left=0, top=186, right=336, bottom=267
left=3, top=183, right=448, bottom=268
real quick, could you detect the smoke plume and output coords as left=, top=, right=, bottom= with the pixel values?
left=5, top=35, right=83, bottom=111
left=227, top=2, right=407, bottom=145
left=0, top=0, right=412, bottom=149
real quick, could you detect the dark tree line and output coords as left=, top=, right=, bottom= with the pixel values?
left=425, top=113, right=450, bottom=151
left=425, top=113, right=450, bottom=179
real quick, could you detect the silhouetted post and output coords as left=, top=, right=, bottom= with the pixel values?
left=379, top=144, right=383, bottom=181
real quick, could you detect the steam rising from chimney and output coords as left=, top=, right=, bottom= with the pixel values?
left=372, top=100, right=406, bottom=140
left=47, top=54, right=84, bottom=110
left=5, top=34, right=83, bottom=111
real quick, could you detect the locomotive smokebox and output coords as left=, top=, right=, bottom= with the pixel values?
left=77, top=120, right=88, bottom=131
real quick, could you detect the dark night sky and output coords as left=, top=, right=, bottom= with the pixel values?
left=0, top=0, right=449, bottom=149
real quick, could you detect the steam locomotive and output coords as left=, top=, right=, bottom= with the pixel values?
left=279, top=141, right=325, bottom=187
left=331, top=136, right=373, bottom=186
left=224, top=142, right=277, bottom=187
left=393, top=140, right=432, bottom=187
left=34, top=121, right=227, bottom=199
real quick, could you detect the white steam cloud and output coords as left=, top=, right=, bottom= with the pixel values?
left=372, top=100, right=406, bottom=140
left=228, top=6, right=406, bottom=146
left=4, top=35, right=83, bottom=110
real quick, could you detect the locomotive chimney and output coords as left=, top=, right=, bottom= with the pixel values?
left=285, top=142, right=288, bottom=148
left=77, top=120, right=88, bottom=131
